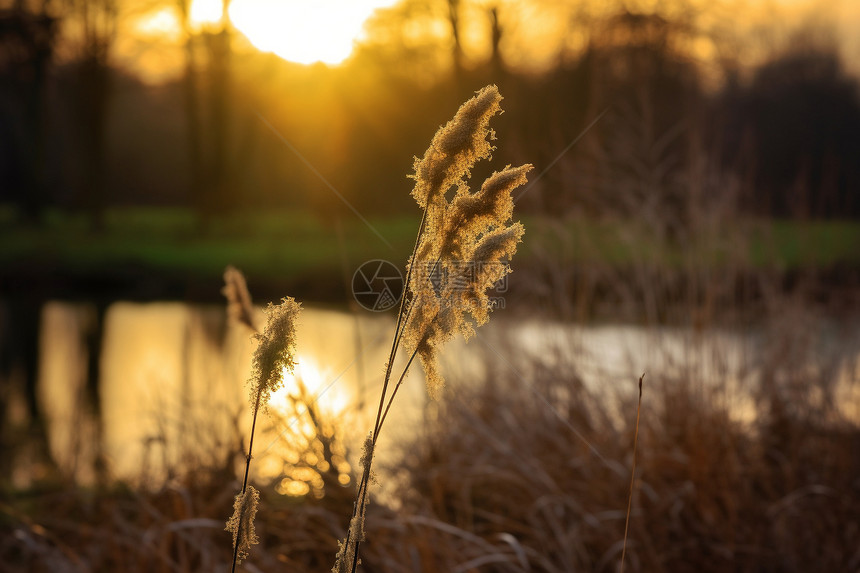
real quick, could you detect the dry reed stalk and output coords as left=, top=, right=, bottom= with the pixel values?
left=333, top=84, right=531, bottom=573
left=222, top=266, right=302, bottom=572
left=620, top=373, right=643, bottom=573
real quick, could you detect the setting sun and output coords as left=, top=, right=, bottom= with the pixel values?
left=220, top=0, right=399, bottom=65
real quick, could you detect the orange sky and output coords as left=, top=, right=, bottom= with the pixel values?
left=110, top=0, right=860, bottom=84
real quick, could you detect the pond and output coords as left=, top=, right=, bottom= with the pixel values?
left=23, top=301, right=860, bottom=489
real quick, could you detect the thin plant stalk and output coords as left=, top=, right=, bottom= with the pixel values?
left=345, top=218, right=443, bottom=573
left=620, top=374, right=644, bottom=573
left=378, top=347, right=420, bottom=431
left=231, top=386, right=262, bottom=573
left=340, top=206, right=430, bottom=572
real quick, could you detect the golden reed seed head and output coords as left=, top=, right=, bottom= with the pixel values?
left=359, top=432, right=373, bottom=474
left=441, top=164, right=533, bottom=259
left=404, top=86, right=531, bottom=398
left=225, top=485, right=261, bottom=564
left=251, top=297, right=301, bottom=408
left=222, top=265, right=258, bottom=332
left=413, top=224, right=524, bottom=399
left=478, top=164, right=533, bottom=203
left=410, top=85, right=503, bottom=209
left=464, top=222, right=525, bottom=320
left=416, top=332, right=445, bottom=400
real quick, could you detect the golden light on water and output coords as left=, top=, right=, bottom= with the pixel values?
left=261, top=355, right=354, bottom=498
left=281, top=479, right=311, bottom=496
left=267, top=355, right=350, bottom=417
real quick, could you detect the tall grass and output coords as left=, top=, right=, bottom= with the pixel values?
left=382, top=315, right=859, bottom=572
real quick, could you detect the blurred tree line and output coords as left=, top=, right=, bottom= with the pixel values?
left=2, top=0, right=860, bottom=229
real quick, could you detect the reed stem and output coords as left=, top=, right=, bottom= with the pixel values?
left=342, top=207, right=429, bottom=573
left=620, top=374, right=644, bottom=573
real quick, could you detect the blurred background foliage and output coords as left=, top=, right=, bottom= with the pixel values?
left=2, top=0, right=860, bottom=228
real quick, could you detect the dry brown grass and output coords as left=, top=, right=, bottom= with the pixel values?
left=2, top=299, right=858, bottom=572
left=380, top=315, right=860, bottom=572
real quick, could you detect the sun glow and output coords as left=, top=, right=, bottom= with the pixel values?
left=190, top=0, right=226, bottom=28
left=262, top=355, right=353, bottom=497
left=133, top=8, right=182, bottom=40
left=267, top=355, right=350, bottom=417
left=226, top=0, right=399, bottom=65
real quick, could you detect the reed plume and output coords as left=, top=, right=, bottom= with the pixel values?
left=223, top=265, right=257, bottom=332
left=408, top=164, right=529, bottom=397
left=223, top=266, right=302, bottom=571
left=249, top=299, right=301, bottom=408
left=225, top=485, right=260, bottom=563
left=334, top=84, right=531, bottom=572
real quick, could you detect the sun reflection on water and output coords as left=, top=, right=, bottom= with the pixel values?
left=257, top=355, right=354, bottom=499
left=267, top=355, right=351, bottom=418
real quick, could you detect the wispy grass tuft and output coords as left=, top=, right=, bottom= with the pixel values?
left=225, top=484, right=260, bottom=563
left=223, top=265, right=258, bottom=332
left=222, top=266, right=302, bottom=571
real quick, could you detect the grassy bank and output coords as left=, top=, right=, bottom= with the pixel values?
left=2, top=207, right=859, bottom=283
left=0, top=207, right=416, bottom=281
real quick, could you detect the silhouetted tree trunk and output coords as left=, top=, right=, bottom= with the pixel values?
left=78, top=54, right=110, bottom=230
left=0, top=5, right=57, bottom=224
left=489, top=6, right=503, bottom=80
left=70, top=0, right=117, bottom=231
left=204, top=0, right=233, bottom=218
left=84, top=301, right=108, bottom=485
left=22, top=7, right=54, bottom=223
left=0, top=300, right=58, bottom=483
left=176, top=0, right=206, bottom=224
left=447, top=0, right=464, bottom=87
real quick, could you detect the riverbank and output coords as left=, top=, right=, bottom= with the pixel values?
left=2, top=207, right=859, bottom=311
